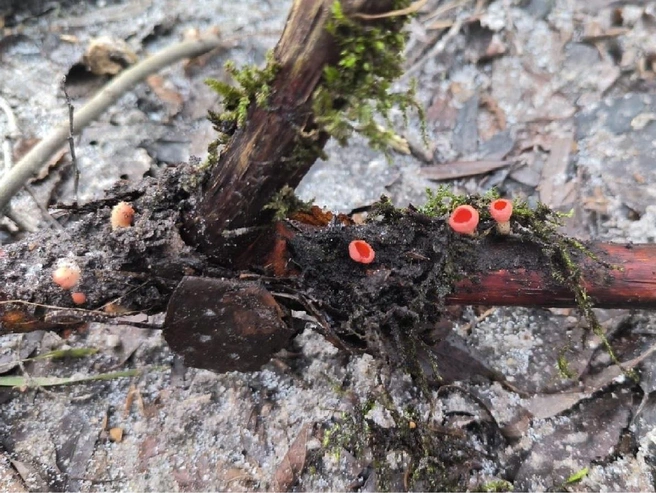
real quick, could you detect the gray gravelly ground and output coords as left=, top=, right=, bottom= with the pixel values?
left=1, top=0, right=656, bottom=491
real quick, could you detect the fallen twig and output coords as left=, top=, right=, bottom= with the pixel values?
left=0, top=33, right=226, bottom=214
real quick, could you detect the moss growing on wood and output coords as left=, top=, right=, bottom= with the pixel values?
left=313, top=0, right=425, bottom=158
left=420, top=187, right=630, bottom=380
left=205, top=50, right=280, bottom=132
left=263, top=185, right=314, bottom=220
left=204, top=0, right=424, bottom=163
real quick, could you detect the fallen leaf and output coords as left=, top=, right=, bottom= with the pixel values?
left=9, top=460, right=48, bottom=492
left=146, top=74, right=184, bottom=117
left=57, top=410, right=99, bottom=491
left=515, top=387, right=633, bottom=490
left=0, top=454, right=27, bottom=493
left=272, top=423, right=311, bottom=491
left=421, top=160, right=511, bottom=180
left=538, top=135, right=576, bottom=208
left=581, top=187, right=609, bottom=214
left=83, top=36, right=138, bottom=75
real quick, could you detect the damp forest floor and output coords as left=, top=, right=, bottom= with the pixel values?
left=2, top=0, right=656, bottom=491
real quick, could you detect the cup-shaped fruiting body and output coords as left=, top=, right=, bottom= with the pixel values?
left=52, top=261, right=81, bottom=290
left=111, top=201, right=135, bottom=230
left=349, top=240, right=375, bottom=264
left=489, top=199, right=513, bottom=235
left=448, top=205, right=479, bottom=235
left=71, top=292, right=87, bottom=304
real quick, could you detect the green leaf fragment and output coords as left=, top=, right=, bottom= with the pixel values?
left=565, top=467, right=589, bottom=484
left=0, top=369, right=142, bottom=388
left=25, top=347, right=99, bottom=361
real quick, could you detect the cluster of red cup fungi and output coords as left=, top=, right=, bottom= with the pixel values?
left=347, top=199, right=513, bottom=264
left=448, top=199, right=513, bottom=236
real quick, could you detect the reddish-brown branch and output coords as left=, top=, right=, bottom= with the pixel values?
left=448, top=243, right=656, bottom=309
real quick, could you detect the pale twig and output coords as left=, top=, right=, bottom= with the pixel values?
left=61, top=79, right=80, bottom=204
left=0, top=33, right=225, bottom=214
left=353, top=0, right=428, bottom=20
left=0, top=95, right=38, bottom=232
left=422, top=0, right=471, bottom=23
left=401, top=17, right=464, bottom=81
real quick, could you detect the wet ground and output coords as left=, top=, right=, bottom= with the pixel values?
left=1, top=0, right=656, bottom=490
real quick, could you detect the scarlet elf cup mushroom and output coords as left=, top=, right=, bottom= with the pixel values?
left=349, top=240, right=375, bottom=264
left=52, top=261, right=81, bottom=290
left=448, top=205, right=479, bottom=235
left=489, top=199, right=513, bottom=235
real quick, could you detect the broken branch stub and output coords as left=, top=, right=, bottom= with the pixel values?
left=185, top=0, right=399, bottom=262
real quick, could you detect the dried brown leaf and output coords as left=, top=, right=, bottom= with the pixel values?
left=538, top=135, right=576, bottom=208
left=10, top=460, right=48, bottom=492
left=146, top=74, right=184, bottom=117
left=272, top=423, right=311, bottom=491
left=421, top=160, right=510, bottom=181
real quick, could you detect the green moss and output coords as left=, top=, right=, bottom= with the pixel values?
left=565, top=466, right=589, bottom=484
left=205, top=50, right=280, bottom=131
left=313, top=0, right=426, bottom=159
left=263, top=185, right=314, bottom=220
left=557, top=351, right=576, bottom=380
left=321, top=390, right=475, bottom=491
left=200, top=1, right=425, bottom=210
left=477, top=479, right=514, bottom=492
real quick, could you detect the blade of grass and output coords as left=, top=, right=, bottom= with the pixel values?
left=0, top=368, right=142, bottom=388
left=24, top=347, right=99, bottom=361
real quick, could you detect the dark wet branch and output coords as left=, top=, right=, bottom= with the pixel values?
left=183, top=0, right=398, bottom=262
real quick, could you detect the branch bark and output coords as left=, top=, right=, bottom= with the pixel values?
left=184, top=0, right=397, bottom=262
left=449, top=242, right=656, bottom=309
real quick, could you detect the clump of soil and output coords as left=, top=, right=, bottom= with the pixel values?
left=288, top=207, right=474, bottom=380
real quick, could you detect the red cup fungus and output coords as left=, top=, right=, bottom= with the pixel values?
left=349, top=240, right=375, bottom=264
left=448, top=205, right=479, bottom=235
left=71, top=292, right=87, bottom=305
left=52, top=261, right=81, bottom=290
left=489, top=199, right=513, bottom=235
left=111, top=201, right=135, bottom=230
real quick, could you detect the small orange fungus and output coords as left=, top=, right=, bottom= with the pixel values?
left=52, top=262, right=81, bottom=290
left=71, top=292, right=87, bottom=304
left=489, top=199, right=513, bottom=235
left=349, top=240, right=375, bottom=264
left=448, top=205, right=479, bottom=235
left=111, top=201, right=135, bottom=230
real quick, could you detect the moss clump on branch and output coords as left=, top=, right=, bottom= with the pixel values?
left=263, top=185, right=314, bottom=220
left=313, top=0, right=425, bottom=157
left=205, top=51, right=280, bottom=134
left=206, top=0, right=424, bottom=164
